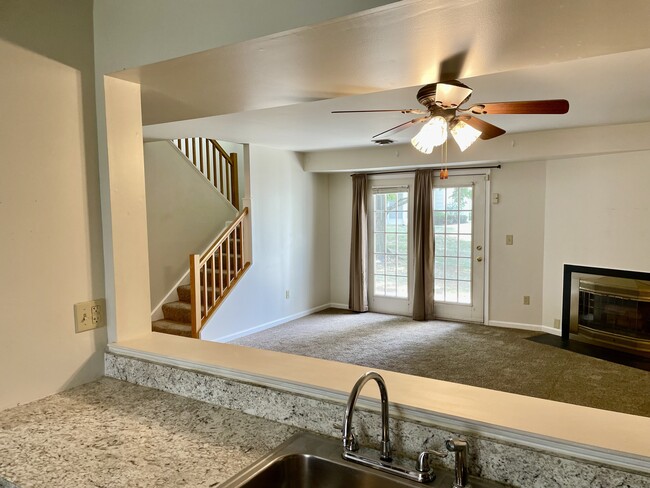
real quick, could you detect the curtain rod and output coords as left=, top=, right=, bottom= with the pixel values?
left=351, top=164, right=501, bottom=177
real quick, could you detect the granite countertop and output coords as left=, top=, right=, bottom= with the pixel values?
left=0, top=377, right=298, bottom=487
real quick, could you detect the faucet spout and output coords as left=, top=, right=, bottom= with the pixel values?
left=342, top=371, right=392, bottom=462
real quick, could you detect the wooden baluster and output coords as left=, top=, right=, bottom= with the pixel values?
left=191, top=138, right=197, bottom=169
left=206, top=140, right=212, bottom=183
left=230, top=226, right=238, bottom=279
left=199, top=138, right=204, bottom=174
left=226, top=230, right=232, bottom=285
left=220, top=153, right=225, bottom=195
left=238, top=221, right=243, bottom=271
left=212, top=145, right=218, bottom=189
left=238, top=221, right=243, bottom=270
left=219, top=245, right=224, bottom=298
left=226, top=164, right=231, bottom=203
left=202, top=260, right=208, bottom=323
left=184, top=138, right=190, bottom=159
left=189, top=254, right=201, bottom=338
left=176, top=139, right=182, bottom=151
left=210, top=253, right=216, bottom=308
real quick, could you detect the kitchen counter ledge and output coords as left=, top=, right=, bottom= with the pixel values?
left=0, top=377, right=297, bottom=487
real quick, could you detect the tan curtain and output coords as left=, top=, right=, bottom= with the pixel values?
left=349, top=174, right=368, bottom=312
left=412, top=169, right=435, bottom=320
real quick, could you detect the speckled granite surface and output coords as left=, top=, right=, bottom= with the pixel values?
left=105, top=352, right=650, bottom=488
left=0, top=377, right=297, bottom=488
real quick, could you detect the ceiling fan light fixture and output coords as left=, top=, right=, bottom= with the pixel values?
left=451, top=119, right=482, bottom=152
left=411, top=116, right=448, bottom=154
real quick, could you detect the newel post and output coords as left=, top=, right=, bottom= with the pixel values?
left=189, top=254, right=202, bottom=338
left=230, top=152, right=239, bottom=210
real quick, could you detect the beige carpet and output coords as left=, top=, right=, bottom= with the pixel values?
left=232, top=308, right=650, bottom=417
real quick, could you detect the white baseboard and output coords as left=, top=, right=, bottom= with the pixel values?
left=329, top=302, right=349, bottom=310
left=215, top=303, right=335, bottom=342
left=488, top=320, right=562, bottom=336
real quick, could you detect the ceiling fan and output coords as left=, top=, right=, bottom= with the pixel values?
left=332, top=80, right=569, bottom=153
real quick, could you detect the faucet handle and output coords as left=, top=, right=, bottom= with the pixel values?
left=445, top=436, right=468, bottom=452
left=415, top=449, right=447, bottom=473
left=335, top=423, right=359, bottom=452
left=445, top=437, right=469, bottom=488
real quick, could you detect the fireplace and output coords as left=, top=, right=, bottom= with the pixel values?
left=562, top=265, right=650, bottom=356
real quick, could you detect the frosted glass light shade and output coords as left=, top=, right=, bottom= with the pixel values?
left=451, top=120, right=481, bottom=152
left=411, top=116, right=448, bottom=154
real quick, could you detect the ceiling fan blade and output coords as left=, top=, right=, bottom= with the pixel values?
left=457, top=115, right=506, bottom=140
left=462, top=99, right=569, bottom=115
left=434, top=81, right=473, bottom=109
left=372, top=116, right=430, bottom=139
left=332, top=109, right=428, bottom=115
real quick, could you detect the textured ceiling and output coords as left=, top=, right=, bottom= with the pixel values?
left=113, top=0, right=650, bottom=151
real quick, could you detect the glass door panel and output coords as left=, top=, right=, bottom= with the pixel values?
left=368, top=179, right=413, bottom=315
left=433, top=176, right=485, bottom=323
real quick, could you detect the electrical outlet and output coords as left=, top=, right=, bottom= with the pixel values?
left=74, top=299, right=106, bottom=333
left=523, top=295, right=530, bottom=305
left=506, top=234, right=514, bottom=245
left=554, top=319, right=561, bottom=329
left=285, top=290, right=290, bottom=299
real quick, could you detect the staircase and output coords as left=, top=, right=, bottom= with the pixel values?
left=152, top=208, right=250, bottom=338
left=151, top=137, right=250, bottom=339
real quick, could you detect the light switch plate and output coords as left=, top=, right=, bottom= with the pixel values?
left=74, top=299, right=106, bottom=333
left=506, top=234, right=514, bottom=245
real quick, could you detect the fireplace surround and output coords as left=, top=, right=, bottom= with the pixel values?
left=562, top=264, right=650, bottom=356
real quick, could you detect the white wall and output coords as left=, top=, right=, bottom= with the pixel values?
left=0, top=1, right=105, bottom=410
left=200, top=146, right=330, bottom=341
left=144, top=142, right=237, bottom=309
left=542, top=150, right=650, bottom=328
left=489, top=161, right=546, bottom=326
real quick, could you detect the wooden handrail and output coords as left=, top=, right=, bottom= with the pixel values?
left=174, top=137, right=240, bottom=210
left=189, top=207, right=250, bottom=338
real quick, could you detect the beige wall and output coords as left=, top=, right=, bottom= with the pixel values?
left=542, top=150, right=650, bottom=327
left=93, top=0, right=395, bottom=343
left=326, top=164, right=548, bottom=326
left=144, top=141, right=237, bottom=309
left=200, top=146, right=331, bottom=341
left=323, top=147, right=650, bottom=331
left=329, top=173, right=353, bottom=306
left=0, top=1, right=105, bottom=410
left=93, top=0, right=397, bottom=73
left=489, top=161, right=546, bottom=326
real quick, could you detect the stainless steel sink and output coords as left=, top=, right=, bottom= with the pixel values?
left=219, top=432, right=510, bottom=487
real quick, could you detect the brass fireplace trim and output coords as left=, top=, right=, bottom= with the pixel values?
left=578, top=324, right=650, bottom=355
left=579, top=276, right=650, bottom=302
left=570, top=274, right=650, bottom=356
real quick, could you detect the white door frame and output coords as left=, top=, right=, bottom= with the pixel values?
left=432, top=169, right=490, bottom=324
left=367, top=175, right=414, bottom=316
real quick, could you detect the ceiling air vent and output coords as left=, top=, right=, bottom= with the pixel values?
left=372, top=139, right=395, bottom=145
